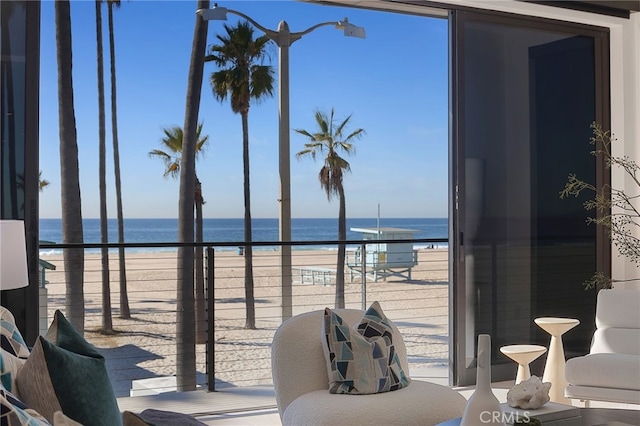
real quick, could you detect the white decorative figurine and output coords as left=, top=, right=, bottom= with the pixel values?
left=507, top=376, right=551, bottom=409
left=461, top=334, right=506, bottom=426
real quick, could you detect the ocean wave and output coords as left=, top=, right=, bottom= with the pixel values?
left=39, top=249, right=62, bottom=256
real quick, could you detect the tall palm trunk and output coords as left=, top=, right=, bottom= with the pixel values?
left=95, top=0, right=113, bottom=332
left=195, top=177, right=206, bottom=344
left=176, top=0, right=209, bottom=391
left=241, top=112, right=256, bottom=329
left=55, top=0, right=85, bottom=334
left=108, top=0, right=130, bottom=319
left=336, top=185, right=347, bottom=308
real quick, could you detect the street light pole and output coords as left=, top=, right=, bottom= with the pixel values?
left=197, top=5, right=365, bottom=320
left=277, top=21, right=294, bottom=321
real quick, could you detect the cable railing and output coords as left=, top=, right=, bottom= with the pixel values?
left=39, top=238, right=450, bottom=398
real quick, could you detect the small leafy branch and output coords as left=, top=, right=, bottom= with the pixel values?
left=560, top=122, right=640, bottom=289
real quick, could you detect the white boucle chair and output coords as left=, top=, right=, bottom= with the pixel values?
left=270, top=309, right=467, bottom=426
left=564, top=288, right=640, bottom=406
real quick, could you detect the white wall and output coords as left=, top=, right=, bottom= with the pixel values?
left=610, top=13, right=640, bottom=287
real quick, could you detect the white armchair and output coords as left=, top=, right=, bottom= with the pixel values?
left=564, top=288, right=640, bottom=405
left=270, top=309, right=467, bottom=426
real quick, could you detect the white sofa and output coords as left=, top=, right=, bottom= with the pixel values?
left=564, top=288, right=640, bottom=405
left=270, top=309, right=467, bottom=426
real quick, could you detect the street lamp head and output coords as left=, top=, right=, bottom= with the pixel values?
left=336, top=17, right=366, bottom=39
left=196, top=5, right=228, bottom=21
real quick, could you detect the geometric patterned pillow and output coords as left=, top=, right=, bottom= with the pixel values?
left=0, top=306, right=30, bottom=359
left=1, top=348, right=26, bottom=394
left=322, top=301, right=411, bottom=395
left=0, top=384, right=50, bottom=426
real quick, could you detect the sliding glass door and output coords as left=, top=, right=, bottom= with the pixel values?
left=450, top=10, right=610, bottom=385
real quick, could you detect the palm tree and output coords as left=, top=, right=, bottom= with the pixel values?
left=107, top=0, right=130, bottom=319
left=176, top=0, right=209, bottom=391
left=38, top=171, right=50, bottom=192
left=95, top=0, right=113, bottom=333
left=206, top=21, right=274, bottom=329
left=55, top=0, right=85, bottom=333
left=295, top=108, right=365, bottom=308
left=18, top=170, right=49, bottom=201
left=149, top=124, right=209, bottom=344
left=149, top=125, right=208, bottom=178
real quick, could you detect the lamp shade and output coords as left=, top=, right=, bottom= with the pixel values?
left=0, top=220, right=29, bottom=290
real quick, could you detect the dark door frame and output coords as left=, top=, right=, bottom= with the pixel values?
left=449, top=8, right=610, bottom=386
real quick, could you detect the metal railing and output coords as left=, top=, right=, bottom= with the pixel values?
left=39, top=238, right=449, bottom=398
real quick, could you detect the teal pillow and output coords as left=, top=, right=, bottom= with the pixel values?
left=44, top=310, right=97, bottom=356
left=322, top=301, right=410, bottom=394
left=16, top=311, right=122, bottom=426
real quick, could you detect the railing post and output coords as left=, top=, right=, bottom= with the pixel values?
left=206, top=246, right=215, bottom=392
left=361, top=242, right=367, bottom=310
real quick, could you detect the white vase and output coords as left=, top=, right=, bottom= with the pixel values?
left=460, top=334, right=506, bottom=426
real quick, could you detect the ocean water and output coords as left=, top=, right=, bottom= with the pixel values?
left=39, top=218, right=448, bottom=254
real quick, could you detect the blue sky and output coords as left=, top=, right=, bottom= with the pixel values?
left=38, top=0, right=448, bottom=219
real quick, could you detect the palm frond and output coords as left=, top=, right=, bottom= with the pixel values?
left=151, top=123, right=209, bottom=179
left=314, top=110, right=329, bottom=135
left=210, top=71, right=231, bottom=103
left=293, top=128, right=314, bottom=139
left=164, top=161, right=180, bottom=178
left=194, top=123, right=209, bottom=156
left=250, top=65, right=275, bottom=101
left=39, top=179, right=50, bottom=192
left=148, top=149, right=171, bottom=161
left=344, top=128, right=365, bottom=142
left=207, top=21, right=275, bottom=116
left=334, top=113, right=352, bottom=137
left=296, top=107, right=363, bottom=204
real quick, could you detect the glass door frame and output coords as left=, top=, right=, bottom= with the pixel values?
left=449, top=8, right=611, bottom=386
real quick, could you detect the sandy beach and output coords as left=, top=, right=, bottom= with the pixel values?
left=41, top=248, right=450, bottom=397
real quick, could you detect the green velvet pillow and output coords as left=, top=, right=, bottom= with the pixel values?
left=44, top=310, right=92, bottom=354
left=322, top=301, right=411, bottom=394
left=16, top=310, right=122, bottom=426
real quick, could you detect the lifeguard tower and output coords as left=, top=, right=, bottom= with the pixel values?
left=347, top=227, right=419, bottom=282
